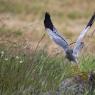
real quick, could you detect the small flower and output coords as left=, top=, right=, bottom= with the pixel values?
left=1, top=51, right=4, bottom=55
left=19, top=60, right=23, bottom=63
left=16, top=56, right=19, bottom=59
left=5, top=58, right=8, bottom=61
left=1, top=51, right=4, bottom=57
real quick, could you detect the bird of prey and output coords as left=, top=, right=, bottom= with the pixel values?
left=44, top=12, right=95, bottom=63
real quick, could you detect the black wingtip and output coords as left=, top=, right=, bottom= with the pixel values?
left=86, top=12, right=95, bottom=27
left=45, top=12, right=50, bottom=18
left=44, top=12, right=54, bottom=31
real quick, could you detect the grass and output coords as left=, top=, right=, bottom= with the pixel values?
left=0, top=46, right=95, bottom=95
left=0, top=48, right=63, bottom=95
left=0, top=0, right=95, bottom=94
left=67, top=11, right=83, bottom=20
left=80, top=55, right=95, bottom=72
left=0, top=0, right=95, bottom=43
left=0, top=0, right=47, bottom=17
left=0, top=0, right=30, bottom=14
left=0, top=0, right=23, bottom=14
left=0, top=27, right=22, bottom=38
left=0, top=0, right=94, bottom=19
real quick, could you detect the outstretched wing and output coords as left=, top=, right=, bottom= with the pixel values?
left=44, top=12, right=69, bottom=52
left=73, top=12, right=95, bottom=57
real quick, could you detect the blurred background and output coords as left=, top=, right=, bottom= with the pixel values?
left=0, top=0, right=95, bottom=95
left=0, top=0, right=95, bottom=55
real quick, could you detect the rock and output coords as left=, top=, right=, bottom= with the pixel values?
left=57, top=72, right=95, bottom=95
left=42, top=72, right=95, bottom=95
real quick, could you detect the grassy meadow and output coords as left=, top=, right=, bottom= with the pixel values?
left=0, top=0, right=95, bottom=95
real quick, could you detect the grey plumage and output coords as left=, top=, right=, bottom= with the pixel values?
left=44, top=12, right=95, bottom=63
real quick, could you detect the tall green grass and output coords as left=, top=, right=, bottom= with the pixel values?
left=0, top=46, right=95, bottom=95
left=0, top=49, right=66, bottom=95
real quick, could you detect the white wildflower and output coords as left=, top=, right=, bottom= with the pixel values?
left=1, top=51, right=4, bottom=54
left=16, top=56, right=19, bottom=59
left=5, top=58, right=8, bottom=61
left=1, top=51, right=4, bottom=57
left=19, top=60, right=23, bottom=63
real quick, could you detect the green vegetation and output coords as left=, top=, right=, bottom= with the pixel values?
left=0, top=0, right=94, bottom=20
left=0, top=0, right=47, bottom=16
left=0, top=0, right=95, bottom=95
left=67, top=12, right=82, bottom=20
left=0, top=47, right=95, bottom=95
left=80, top=55, right=95, bottom=72
left=0, top=0, right=23, bottom=13
left=0, top=27, right=22, bottom=37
